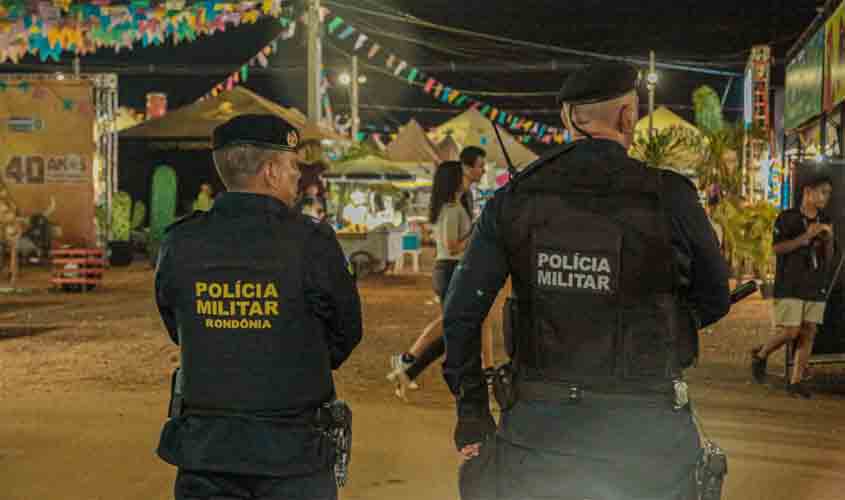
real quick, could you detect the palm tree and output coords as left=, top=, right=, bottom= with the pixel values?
left=629, top=125, right=698, bottom=171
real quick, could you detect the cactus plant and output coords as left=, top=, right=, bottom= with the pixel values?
left=110, top=191, right=132, bottom=241
left=109, top=192, right=147, bottom=242
left=148, top=165, right=178, bottom=263
left=131, top=200, right=146, bottom=232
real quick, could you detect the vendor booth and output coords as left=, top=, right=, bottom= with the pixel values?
left=324, top=155, right=430, bottom=277
left=119, top=87, right=344, bottom=219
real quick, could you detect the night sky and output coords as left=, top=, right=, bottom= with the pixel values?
left=0, top=1, right=825, bottom=134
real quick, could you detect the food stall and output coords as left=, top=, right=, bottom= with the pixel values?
left=324, top=155, right=430, bottom=277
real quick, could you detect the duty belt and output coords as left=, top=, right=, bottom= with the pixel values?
left=514, top=379, right=689, bottom=409
left=182, top=406, right=320, bottom=425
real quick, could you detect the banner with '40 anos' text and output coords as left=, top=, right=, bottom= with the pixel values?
left=0, top=77, right=97, bottom=246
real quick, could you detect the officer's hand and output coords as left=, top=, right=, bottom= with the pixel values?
left=459, top=443, right=482, bottom=461
left=454, top=412, right=496, bottom=452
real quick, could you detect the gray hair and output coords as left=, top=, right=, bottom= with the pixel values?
left=212, top=144, right=278, bottom=189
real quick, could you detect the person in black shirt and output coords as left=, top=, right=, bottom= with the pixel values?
left=751, top=176, right=834, bottom=398
left=154, top=114, right=362, bottom=500
left=443, top=62, right=730, bottom=500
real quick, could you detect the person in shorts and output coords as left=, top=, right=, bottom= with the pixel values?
left=751, top=175, right=834, bottom=398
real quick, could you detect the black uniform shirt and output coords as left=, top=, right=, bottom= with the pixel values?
left=773, top=208, right=832, bottom=301
left=442, top=140, right=731, bottom=398
left=154, top=192, right=362, bottom=476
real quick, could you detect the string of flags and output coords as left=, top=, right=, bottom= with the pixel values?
left=0, top=0, right=293, bottom=63
left=321, top=6, right=568, bottom=145
left=198, top=16, right=296, bottom=100
left=0, top=75, right=94, bottom=114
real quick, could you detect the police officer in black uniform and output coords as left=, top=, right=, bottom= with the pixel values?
left=443, top=62, right=731, bottom=500
left=154, top=114, right=362, bottom=500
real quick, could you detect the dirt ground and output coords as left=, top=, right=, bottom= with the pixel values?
left=1, top=250, right=845, bottom=500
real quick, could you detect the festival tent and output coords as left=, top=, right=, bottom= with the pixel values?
left=119, top=88, right=345, bottom=219
left=384, top=119, right=442, bottom=163
left=635, top=106, right=701, bottom=136
left=428, top=109, right=539, bottom=170
left=121, top=86, right=346, bottom=144
left=436, top=135, right=461, bottom=162
left=324, top=155, right=432, bottom=185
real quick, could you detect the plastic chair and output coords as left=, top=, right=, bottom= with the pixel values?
left=395, top=232, right=421, bottom=273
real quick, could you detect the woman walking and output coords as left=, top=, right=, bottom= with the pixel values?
left=387, top=161, right=484, bottom=399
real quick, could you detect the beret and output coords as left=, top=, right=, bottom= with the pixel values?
left=558, top=61, right=642, bottom=105
left=213, top=114, right=300, bottom=152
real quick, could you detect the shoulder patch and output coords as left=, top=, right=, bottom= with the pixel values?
left=164, top=210, right=207, bottom=234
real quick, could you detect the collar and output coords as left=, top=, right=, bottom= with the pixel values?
left=211, top=192, right=291, bottom=217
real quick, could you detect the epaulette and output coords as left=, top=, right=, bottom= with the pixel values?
left=659, top=168, right=697, bottom=192
left=164, top=210, right=207, bottom=234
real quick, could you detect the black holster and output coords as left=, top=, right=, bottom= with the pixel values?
left=168, top=367, right=183, bottom=418
left=485, top=363, right=517, bottom=411
left=316, top=400, right=353, bottom=488
left=697, top=439, right=727, bottom=500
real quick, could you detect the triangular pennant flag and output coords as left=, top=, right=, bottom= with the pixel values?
left=407, top=68, right=418, bottom=83
left=354, top=33, right=367, bottom=51
left=424, top=78, right=435, bottom=93
left=490, top=109, right=499, bottom=120
left=480, top=104, right=491, bottom=115
left=469, top=100, right=482, bottom=110
left=327, top=16, right=343, bottom=33
left=447, top=90, right=459, bottom=104
left=498, top=112, right=507, bottom=125
left=386, top=55, right=395, bottom=69
left=368, top=44, right=380, bottom=59
left=455, top=95, right=467, bottom=106
left=241, top=65, right=248, bottom=81
left=319, top=7, right=330, bottom=22
left=394, top=61, right=407, bottom=76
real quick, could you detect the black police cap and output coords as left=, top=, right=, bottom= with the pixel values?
left=212, top=114, right=300, bottom=152
left=558, top=61, right=642, bottom=105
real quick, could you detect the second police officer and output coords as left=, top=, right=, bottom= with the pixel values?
left=442, top=62, right=731, bottom=500
left=154, top=114, right=362, bottom=500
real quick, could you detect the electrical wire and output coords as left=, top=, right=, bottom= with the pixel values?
left=325, top=0, right=743, bottom=76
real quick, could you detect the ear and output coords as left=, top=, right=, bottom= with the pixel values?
left=620, top=103, right=635, bottom=132
left=261, top=160, right=276, bottom=186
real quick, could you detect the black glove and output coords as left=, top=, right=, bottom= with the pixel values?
left=454, top=374, right=496, bottom=450
left=454, top=412, right=496, bottom=450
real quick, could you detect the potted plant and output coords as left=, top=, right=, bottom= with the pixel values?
left=108, top=191, right=146, bottom=267
left=717, top=199, right=777, bottom=298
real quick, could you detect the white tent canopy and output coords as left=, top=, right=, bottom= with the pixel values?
left=428, top=109, right=539, bottom=170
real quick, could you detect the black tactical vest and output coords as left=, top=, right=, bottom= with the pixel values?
left=500, top=144, right=685, bottom=386
left=164, top=195, right=334, bottom=413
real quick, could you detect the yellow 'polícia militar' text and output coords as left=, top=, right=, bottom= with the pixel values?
left=194, top=281, right=280, bottom=330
